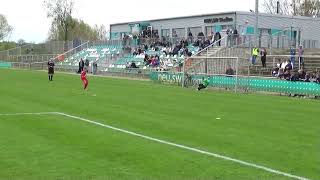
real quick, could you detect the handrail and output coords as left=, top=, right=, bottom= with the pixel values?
left=191, top=36, right=227, bottom=58
left=0, top=43, right=31, bottom=54
left=52, top=41, right=90, bottom=61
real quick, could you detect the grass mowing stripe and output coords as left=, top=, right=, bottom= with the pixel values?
left=0, top=111, right=311, bottom=180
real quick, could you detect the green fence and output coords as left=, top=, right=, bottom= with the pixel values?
left=150, top=72, right=320, bottom=96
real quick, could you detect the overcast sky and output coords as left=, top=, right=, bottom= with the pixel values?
left=0, top=0, right=259, bottom=43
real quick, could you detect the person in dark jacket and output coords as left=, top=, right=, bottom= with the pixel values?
left=260, top=48, right=267, bottom=68
left=85, top=59, right=90, bottom=73
left=47, top=59, right=55, bottom=81
left=78, top=58, right=84, bottom=73
left=214, top=32, right=222, bottom=46
left=226, top=65, right=235, bottom=77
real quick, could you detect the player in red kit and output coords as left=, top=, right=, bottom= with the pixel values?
left=81, top=69, right=89, bottom=90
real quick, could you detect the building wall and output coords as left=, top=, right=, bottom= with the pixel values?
left=236, top=12, right=320, bottom=48
left=110, top=12, right=237, bottom=39
left=110, top=11, right=320, bottom=48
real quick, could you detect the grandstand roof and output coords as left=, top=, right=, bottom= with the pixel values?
left=110, top=11, right=320, bottom=26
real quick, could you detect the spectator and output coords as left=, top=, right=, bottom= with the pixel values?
left=233, top=29, right=239, bottom=45
left=210, top=32, right=215, bottom=44
left=92, top=61, right=98, bottom=75
left=130, top=61, right=138, bottom=68
left=284, top=69, right=291, bottom=80
left=260, top=48, right=267, bottom=68
left=290, top=70, right=300, bottom=82
left=188, top=31, right=193, bottom=43
left=272, top=59, right=282, bottom=76
left=85, top=59, right=90, bottom=72
left=226, top=29, right=232, bottom=47
left=290, top=47, right=296, bottom=68
left=285, top=60, right=293, bottom=71
left=226, top=65, right=235, bottom=77
left=198, top=32, right=205, bottom=41
left=278, top=68, right=285, bottom=79
left=304, top=72, right=311, bottom=82
left=78, top=58, right=84, bottom=73
left=214, top=32, right=222, bottom=46
left=298, top=45, right=304, bottom=68
left=251, top=47, right=259, bottom=65
left=298, top=69, right=306, bottom=80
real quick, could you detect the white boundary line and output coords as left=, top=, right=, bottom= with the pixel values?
left=0, top=112, right=311, bottom=180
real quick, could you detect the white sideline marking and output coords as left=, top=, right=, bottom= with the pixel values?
left=0, top=112, right=311, bottom=180
left=0, top=112, right=58, bottom=116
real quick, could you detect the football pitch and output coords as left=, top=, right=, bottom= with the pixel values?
left=0, top=68, right=319, bottom=180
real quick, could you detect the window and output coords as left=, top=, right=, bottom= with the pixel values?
left=221, top=25, right=233, bottom=30
left=172, top=28, right=185, bottom=38
left=161, top=29, right=170, bottom=37
left=206, top=26, right=214, bottom=37
left=188, top=27, right=202, bottom=37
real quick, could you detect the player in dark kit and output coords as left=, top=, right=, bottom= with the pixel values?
left=81, top=68, right=89, bottom=90
left=47, top=59, right=55, bottom=81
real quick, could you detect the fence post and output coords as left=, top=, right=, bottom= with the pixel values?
left=235, top=57, right=239, bottom=93
left=272, top=57, right=275, bottom=69
left=206, top=49, right=208, bottom=74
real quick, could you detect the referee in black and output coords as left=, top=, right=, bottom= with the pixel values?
left=48, top=59, right=55, bottom=81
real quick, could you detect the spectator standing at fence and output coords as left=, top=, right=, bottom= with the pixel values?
left=78, top=58, right=84, bottom=73
left=298, top=45, right=304, bottom=69
left=251, top=47, right=259, bottom=65
left=290, top=47, right=296, bottom=68
left=233, top=29, right=238, bottom=45
left=214, top=32, right=222, bottom=46
left=260, top=48, right=267, bottom=68
left=210, top=32, right=215, bottom=44
left=92, top=61, right=98, bottom=75
left=226, top=65, right=235, bottom=77
left=188, top=31, right=193, bottom=43
left=85, top=59, right=90, bottom=73
left=47, top=59, right=55, bottom=81
left=226, top=29, right=232, bottom=47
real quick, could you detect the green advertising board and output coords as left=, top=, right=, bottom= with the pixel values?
left=150, top=72, right=320, bottom=96
left=0, top=62, right=11, bottom=68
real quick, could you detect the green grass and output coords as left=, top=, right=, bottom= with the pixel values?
left=0, top=68, right=319, bottom=180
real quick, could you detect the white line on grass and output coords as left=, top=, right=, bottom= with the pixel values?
left=0, top=112, right=59, bottom=116
left=0, top=112, right=311, bottom=180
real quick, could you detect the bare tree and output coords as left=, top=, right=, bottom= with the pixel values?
left=96, top=25, right=107, bottom=41
left=263, top=0, right=320, bottom=17
left=17, top=39, right=26, bottom=46
left=262, top=0, right=293, bottom=15
left=44, top=0, right=74, bottom=50
left=299, top=0, right=320, bottom=17
left=0, top=14, right=13, bottom=41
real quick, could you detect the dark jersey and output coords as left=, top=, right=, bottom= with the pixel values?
left=48, top=61, right=55, bottom=74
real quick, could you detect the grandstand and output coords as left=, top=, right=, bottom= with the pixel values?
left=59, top=44, right=122, bottom=67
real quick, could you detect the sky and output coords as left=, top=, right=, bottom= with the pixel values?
left=0, top=0, right=259, bottom=43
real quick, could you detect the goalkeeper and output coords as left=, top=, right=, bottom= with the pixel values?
left=197, top=77, right=210, bottom=91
